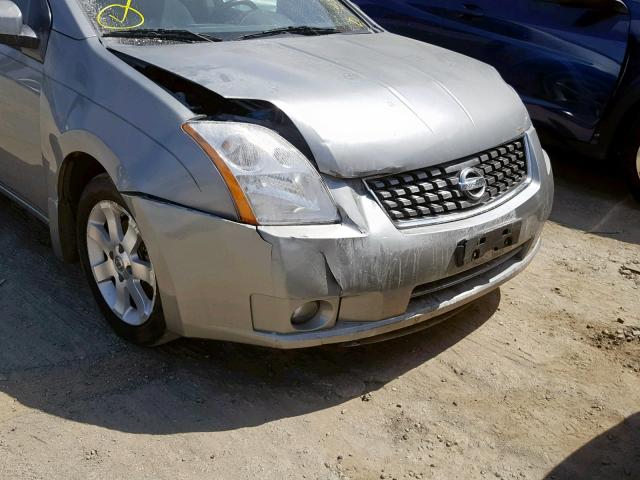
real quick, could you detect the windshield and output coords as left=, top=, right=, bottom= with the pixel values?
left=78, top=0, right=371, bottom=40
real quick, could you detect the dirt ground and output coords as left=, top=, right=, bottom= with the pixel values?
left=0, top=156, right=638, bottom=480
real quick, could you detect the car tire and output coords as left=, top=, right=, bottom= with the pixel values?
left=77, top=173, right=168, bottom=346
left=621, top=120, right=640, bottom=202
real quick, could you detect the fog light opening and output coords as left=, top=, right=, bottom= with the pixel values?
left=291, top=301, right=321, bottom=326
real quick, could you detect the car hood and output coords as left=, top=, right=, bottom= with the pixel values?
left=109, top=33, right=531, bottom=178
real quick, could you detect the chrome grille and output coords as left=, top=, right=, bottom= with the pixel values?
left=366, top=138, right=528, bottom=224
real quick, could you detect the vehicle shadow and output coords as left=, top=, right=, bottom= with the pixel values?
left=544, top=413, right=640, bottom=479
left=548, top=151, right=640, bottom=245
left=0, top=193, right=498, bottom=434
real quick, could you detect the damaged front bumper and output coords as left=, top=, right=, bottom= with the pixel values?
left=126, top=128, right=553, bottom=349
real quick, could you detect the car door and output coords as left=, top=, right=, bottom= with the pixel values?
left=422, top=0, right=631, bottom=143
left=509, top=0, right=631, bottom=143
left=357, top=0, right=631, bottom=144
left=0, top=0, right=51, bottom=215
left=420, top=0, right=630, bottom=142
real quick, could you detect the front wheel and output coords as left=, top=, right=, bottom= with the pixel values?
left=77, top=174, right=168, bottom=346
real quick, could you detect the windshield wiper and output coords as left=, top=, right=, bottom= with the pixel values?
left=237, top=26, right=342, bottom=40
left=103, top=29, right=223, bottom=43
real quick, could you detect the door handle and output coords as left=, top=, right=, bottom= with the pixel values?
left=459, top=3, right=485, bottom=19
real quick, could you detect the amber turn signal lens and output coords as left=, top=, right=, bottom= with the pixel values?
left=182, top=123, right=258, bottom=225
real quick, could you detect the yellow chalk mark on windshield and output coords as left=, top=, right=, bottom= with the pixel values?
left=97, top=0, right=145, bottom=30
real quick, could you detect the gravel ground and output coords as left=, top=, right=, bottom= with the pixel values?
left=0, top=157, right=638, bottom=480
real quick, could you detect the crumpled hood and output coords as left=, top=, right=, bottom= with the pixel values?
left=110, top=33, right=531, bottom=178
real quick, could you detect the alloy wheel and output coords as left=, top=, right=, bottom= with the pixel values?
left=86, top=200, right=156, bottom=326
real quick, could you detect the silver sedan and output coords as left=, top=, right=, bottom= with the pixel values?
left=0, top=0, right=553, bottom=347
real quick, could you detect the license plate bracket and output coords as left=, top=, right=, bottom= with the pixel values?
left=454, top=222, right=522, bottom=268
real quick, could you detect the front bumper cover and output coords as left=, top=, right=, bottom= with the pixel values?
left=125, top=128, right=553, bottom=349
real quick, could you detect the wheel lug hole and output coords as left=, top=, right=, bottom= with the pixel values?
left=118, top=245, right=124, bottom=254
left=126, top=266, right=132, bottom=275
left=118, top=275, right=124, bottom=283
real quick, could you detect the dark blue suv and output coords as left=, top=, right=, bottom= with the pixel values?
left=351, top=0, right=640, bottom=198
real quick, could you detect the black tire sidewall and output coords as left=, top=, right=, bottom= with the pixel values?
left=77, top=174, right=167, bottom=346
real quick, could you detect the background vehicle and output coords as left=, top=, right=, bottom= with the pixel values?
left=351, top=0, right=640, bottom=198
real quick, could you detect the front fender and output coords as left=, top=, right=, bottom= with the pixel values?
left=40, top=84, right=210, bottom=259
left=42, top=31, right=239, bottom=216
left=40, top=31, right=242, bottom=259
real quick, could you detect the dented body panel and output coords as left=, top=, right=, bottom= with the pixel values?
left=109, top=33, right=531, bottom=178
left=125, top=126, right=553, bottom=347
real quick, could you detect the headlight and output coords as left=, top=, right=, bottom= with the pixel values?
left=183, top=122, right=340, bottom=226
